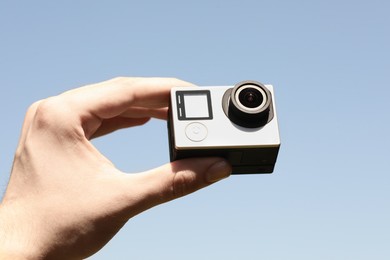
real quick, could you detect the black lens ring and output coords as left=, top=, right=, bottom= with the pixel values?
left=222, top=80, right=273, bottom=128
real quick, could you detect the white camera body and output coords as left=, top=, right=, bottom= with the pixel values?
left=168, top=81, right=280, bottom=174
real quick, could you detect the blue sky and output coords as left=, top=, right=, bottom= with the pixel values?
left=1, top=1, right=389, bottom=259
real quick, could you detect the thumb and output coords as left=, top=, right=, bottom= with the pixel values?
left=127, top=157, right=231, bottom=213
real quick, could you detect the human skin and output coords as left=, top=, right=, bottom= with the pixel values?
left=0, top=77, right=231, bottom=259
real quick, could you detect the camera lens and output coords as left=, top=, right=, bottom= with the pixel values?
left=222, top=81, right=273, bottom=128
left=238, top=87, right=264, bottom=109
left=234, top=84, right=268, bottom=113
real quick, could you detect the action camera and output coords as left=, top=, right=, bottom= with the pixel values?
left=168, top=80, right=280, bottom=174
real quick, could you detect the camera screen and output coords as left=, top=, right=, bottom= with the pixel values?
left=176, top=90, right=213, bottom=120
left=184, top=93, right=209, bottom=118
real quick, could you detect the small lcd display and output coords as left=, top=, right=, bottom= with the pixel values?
left=184, top=93, right=209, bottom=118
left=176, top=90, right=213, bottom=120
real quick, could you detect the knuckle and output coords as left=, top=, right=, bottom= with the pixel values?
left=170, top=170, right=195, bottom=199
left=110, top=76, right=137, bottom=84
left=34, top=98, right=59, bottom=122
left=110, top=76, right=126, bottom=82
left=168, top=77, right=180, bottom=82
left=33, top=97, right=74, bottom=130
left=27, top=100, right=44, bottom=114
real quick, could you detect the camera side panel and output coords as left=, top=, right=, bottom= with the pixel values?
left=170, top=145, right=280, bottom=174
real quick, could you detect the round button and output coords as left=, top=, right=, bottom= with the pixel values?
left=185, top=122, right=208, bottom=142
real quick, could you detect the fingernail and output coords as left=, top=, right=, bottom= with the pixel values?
left=206, top=160, right=232, bottom=183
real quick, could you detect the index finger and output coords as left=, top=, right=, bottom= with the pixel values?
left=62, top=77, right=195, bottom=119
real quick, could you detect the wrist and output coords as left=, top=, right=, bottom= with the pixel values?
left=0, top=201, right=44, bottom=259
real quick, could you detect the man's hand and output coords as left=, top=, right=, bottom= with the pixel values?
left=0, top=77, right=231, bottom=259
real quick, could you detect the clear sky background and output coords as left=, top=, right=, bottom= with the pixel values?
left=1, top=1, right=389, bottom=259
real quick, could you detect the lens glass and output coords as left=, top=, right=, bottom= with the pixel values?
left=238, top=87, right=263, bottom=108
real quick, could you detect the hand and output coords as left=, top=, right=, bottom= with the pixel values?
left=0, top=77, right=231, bottom=259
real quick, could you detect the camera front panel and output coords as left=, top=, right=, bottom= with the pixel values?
left=168, top=82, right=280, bottom=174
